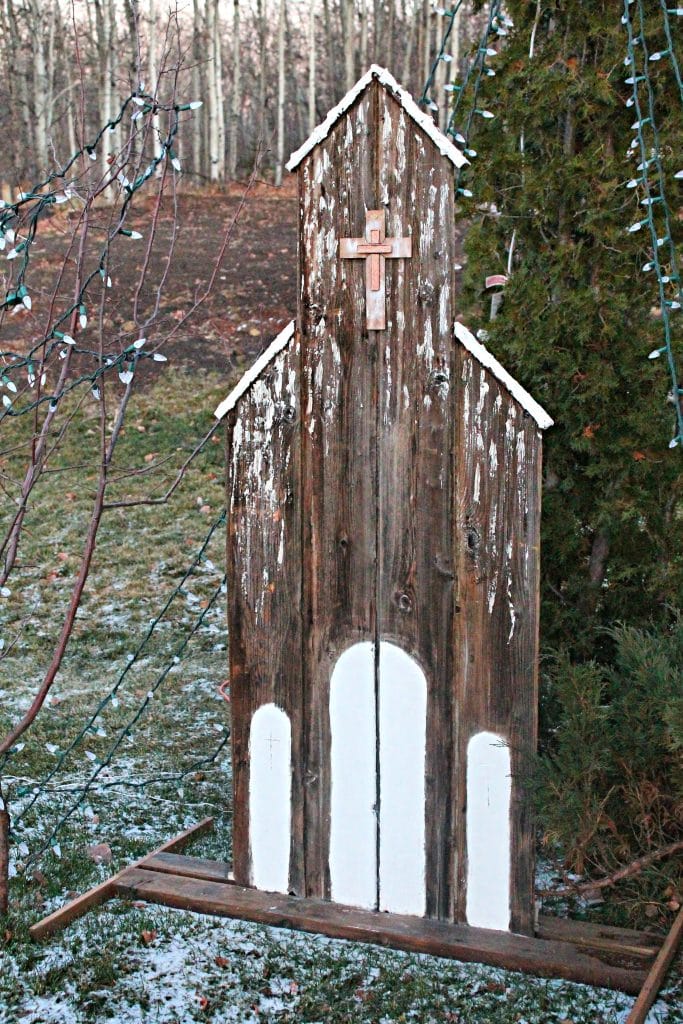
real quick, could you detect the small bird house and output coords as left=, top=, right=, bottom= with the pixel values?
left=215, top=65, right=552, bottom=937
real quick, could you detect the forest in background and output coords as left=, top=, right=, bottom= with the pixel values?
left=0, top=0, right=487, bottom=189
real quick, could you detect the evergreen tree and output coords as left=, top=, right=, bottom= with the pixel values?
left=459, top=1, right=682, bottom=658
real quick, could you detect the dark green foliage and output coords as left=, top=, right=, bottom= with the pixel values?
left=461, top=1, right=683, bottom=658
left=536, top=618, right=682, bottom=927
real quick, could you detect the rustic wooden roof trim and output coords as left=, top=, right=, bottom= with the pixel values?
left=454, top=321, right=554, bottom=430
left=214, top=320, right=296, bottom=420
left=286, top=65, right=468, bottom=173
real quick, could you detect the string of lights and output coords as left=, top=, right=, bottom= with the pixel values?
left=623, top=0, right=683, bottom=449
left=0, top=94, right=201, bottom=422
left=419, top=2, right=505, bottom=199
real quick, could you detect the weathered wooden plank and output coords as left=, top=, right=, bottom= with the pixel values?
left=113, top=868, right=646, bottom=994
left=626, top=907, right=683, bottom=1024
left=143, top=853, right=234, bottom=885
left=454, top=352, right=542, bottom=935
left=537, top=915, right=660, bottom=959
left=299, top=83, right=379, bottom=900
left=227, top=334, right=303, bottom=894
left=29, top=818, right=214, bottom=941
left=377, top=90, right=458, bottom=922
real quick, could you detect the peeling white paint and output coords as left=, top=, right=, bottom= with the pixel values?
left=286, top=65, right=468, bottom=172
left=466, top=731, right=511, bottom=931
left=249, top=703, right=291, bottom=893
left=473, top=464, right=481, bottom=504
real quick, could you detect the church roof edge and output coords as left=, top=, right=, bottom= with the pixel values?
left=286, top=65, right=469, bottom=173
left=454, top=321, right=554, bottom=430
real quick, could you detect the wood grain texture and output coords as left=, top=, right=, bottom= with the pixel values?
left=227, top=335, right=303, bottom=894
left=228, top=76, right=545, bottom=933
left=113, top=868, right=647, bottom=994
left=377, top=88, right=458, bottom=921
left=299, top=83, right=379, bottom=900
left=454, top=351, right=542, bottom=935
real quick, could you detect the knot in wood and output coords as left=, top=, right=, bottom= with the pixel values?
left=466, top=527, right=480, bottom=560
left=418, top=281, right=436, bottom=306
left=397, top=592, right=413, bottom=613
left=428, top=370, right=450, bottom=397
left=275, top=402, right=297, bottom=425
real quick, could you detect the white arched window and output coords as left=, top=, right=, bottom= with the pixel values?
left=466, top=730, right=511, bottom=931
left=249, top=702, right=291, bottom=893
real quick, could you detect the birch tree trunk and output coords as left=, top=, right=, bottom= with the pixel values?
left=323, top=0, right=338, bottom=109
left=256, top=0, right=268, bottom=150
left=308, top=0, right=316, bottom=133
left=421, top=0, right=432, bottom=89
left=359, top=0, right=368, bottom=73
left=207, top=0, right=226, bottom=180
left=342, top=0, right=355, bottom=91
left=228, top=0, right=241, bottom=179
left=274, top=0, right=286, bottom=186
left=192, top=0, right=204, bottom=178
left=401, top=0, right=417, bottom=89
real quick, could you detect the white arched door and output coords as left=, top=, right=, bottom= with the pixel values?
left=329, top=641, right=427, bottom=915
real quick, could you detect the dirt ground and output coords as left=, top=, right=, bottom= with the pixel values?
left=1, top=178, right=299, bottom=392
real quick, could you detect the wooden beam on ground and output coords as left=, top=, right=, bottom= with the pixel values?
left=537, top=915, right=660, bottom=963
left=113, top=868, right=648, bottom=993
left=626, top=907, right=683, bottom=1024
left=143, top=852, right=234, bottom=885
left=29, top=818, right=215, bottom=941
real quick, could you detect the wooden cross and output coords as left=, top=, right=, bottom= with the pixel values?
left=340, top=210, right=412, bottom=330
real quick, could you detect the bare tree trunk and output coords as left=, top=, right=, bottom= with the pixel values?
left=422, top=0, right=432, bottom=88
left=308, top=0, right=316, bottom=133
left=359, top=0, right=368, bottom=72
left=342, top=0, right=355, bottom=90
left=323, top=0, right=338, bottom=108
left=228, top=0, right=241, bottom=179
left=386, top=0, right=395, bottom=74
left=256, top=0, right=268, bottom=152
left=373, top=0, right=383, bottom=63
left=192, top=0, right=204, bottom=177
left=29, top=0, right=51, bottom=171
left=207, top=0, right=226, bottom=180
left=401, top=0, right=417, bottom=87
left=274, top=0, right=286, bottom=186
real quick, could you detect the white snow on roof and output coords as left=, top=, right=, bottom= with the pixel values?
left=454, top=321, right=553, bottom=430
left=214, top=320, right=295, bottom=420
left=286, top=65, right=468, bottom=173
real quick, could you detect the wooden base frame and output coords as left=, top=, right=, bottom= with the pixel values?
left=29, top=821, right=664, bottom=997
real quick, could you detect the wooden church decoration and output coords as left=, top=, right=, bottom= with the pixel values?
left=30, top=67, right=666, bottom=996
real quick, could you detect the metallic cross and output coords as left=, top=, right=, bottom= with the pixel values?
left=340, top=210, right=411, bottom=330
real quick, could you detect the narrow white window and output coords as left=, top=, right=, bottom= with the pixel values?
left=466, top=730, right=511, bottom=931
left=378, top=642, right=427, bottom=916
left=329, top=642, right=377, bottom=909
left=249, top=703, right=291, bottom=893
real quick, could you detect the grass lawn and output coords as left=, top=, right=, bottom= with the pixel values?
left=0, top=355, right=680, bottom=1022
